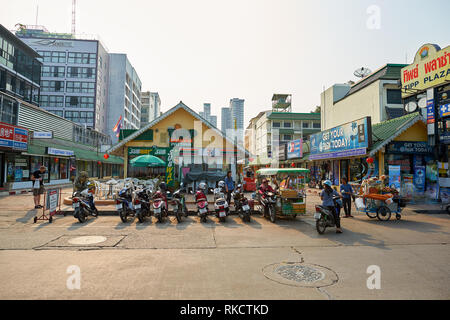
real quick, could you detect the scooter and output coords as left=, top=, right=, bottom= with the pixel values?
left=259, top=190, right=277, bottom=223
left=116, top=185, right=135, bottom=223
left=232, top=184, right=251, bottom=222
left=195, top=188, right=209, bottom=223
left=134, top=187, right=153, bottom=223
left=214, top=186, right=229, bottom=222
left=169, top=183, right=188, bottom=223
left=314, top=195, right=342, bottom=234
left=72, top=189, right=99, bottom=223
left=152, top=189, right=168, bottom=223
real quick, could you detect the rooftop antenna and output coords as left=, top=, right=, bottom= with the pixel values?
left=71, top=0, right=76, bottom=35
left=35, top=1, right=39, bottom=25
left=353, top=67, right=372, bottom=79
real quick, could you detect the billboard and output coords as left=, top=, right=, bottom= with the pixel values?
left=0, top=122, right=28, bottom=151
left=286, top=139, right=303, bottom=159
left=309, top=117, right=372, bottom=160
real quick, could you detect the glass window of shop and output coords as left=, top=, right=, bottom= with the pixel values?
left=59, top=159, right=68, bottom=180
left=29, top=156, right=49, bottom=183
left=112, top=164, right=120, bottom=177
left=6, top=154, right=29, bottom=182
left=349, top=158, right=364, bottom=182
left=49, top=158, right=60, bottom=180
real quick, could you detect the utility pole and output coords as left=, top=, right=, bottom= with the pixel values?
left=72, top=0, right=76, bottom=35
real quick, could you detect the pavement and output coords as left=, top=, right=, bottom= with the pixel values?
left=0, top=187, right=449, bottom=300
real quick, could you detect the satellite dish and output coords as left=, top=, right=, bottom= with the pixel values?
left=405, top=101, right=418, bottom=113
left=418, top=97, right=427, bottom=108
left=354, top=67, right=372, bottom=78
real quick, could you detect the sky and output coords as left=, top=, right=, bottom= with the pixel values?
left=1, top=0, right=450, bottom=127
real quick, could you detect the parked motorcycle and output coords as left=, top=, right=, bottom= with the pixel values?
left=72, top=188, right=98, bottom=223
left=314, top=195, right=341, bottom=234
left=232, top=184, right=251, bottom=222
left=260, top=191, right=277, bottom=223
left=134, top=187, right=153, bottom=223
left=116, top=184, right=135, bottom=223
left=152, top=188, right=168, bottom=223
left=168, top=183, right=188, bottom=223
left=195, top=183, right=209, bottom=223
left=214, top=181, right=229, bottom=222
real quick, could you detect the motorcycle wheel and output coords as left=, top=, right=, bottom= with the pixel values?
left=137, top=209, right=145, bottom=223
left=269, top=206, right=276, bottom=223
left=74, top=208, right=80, bottom=219
left=377, top=206, right=392, bottom=221
left=119, top=209, right=128, bottom=223
left=157, top=213, right=163, bottom=223
left=92, top=208, right=99, bottom=218
left=244, top=211, right=250, bottom=222
left=201, top=215, right=207, bottom=223
left=176, top=208, right=182, bottom=223
left=183, top=203, right=188, bottom=217
left=219, top=216, right=226, bottom=222
left=316, top=216, right=327, bottom=234
left=77, top=208, right=87, bottom=223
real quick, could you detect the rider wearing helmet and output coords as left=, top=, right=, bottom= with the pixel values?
left=195, top=182, right=207, bottom=202
left=320, top=180, right=343, bottom=233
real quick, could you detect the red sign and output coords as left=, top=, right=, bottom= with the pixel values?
left=0, top=122, right=28, bottom=150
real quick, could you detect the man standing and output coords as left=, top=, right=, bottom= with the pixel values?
left=224, top=171, right=234, bottom=206
left=31, top=166, right=46, bottom=209
left=340, top=177, right=354, bottom=218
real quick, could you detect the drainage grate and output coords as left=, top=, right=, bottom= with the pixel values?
left=263, top=262, right=338, bottom=288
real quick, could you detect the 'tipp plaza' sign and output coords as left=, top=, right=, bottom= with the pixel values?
left=401, top=44, right=450, bottom=98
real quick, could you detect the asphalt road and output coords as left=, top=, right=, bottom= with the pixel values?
left=0, top=190, right=449, bottom=300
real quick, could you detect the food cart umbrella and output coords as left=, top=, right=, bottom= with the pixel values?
left=130, top=155, right=166, bottom=167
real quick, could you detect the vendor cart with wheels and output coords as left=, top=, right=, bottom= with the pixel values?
left=255, top=168, right=310, bottom=222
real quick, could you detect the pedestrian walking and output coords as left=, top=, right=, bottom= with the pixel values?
left=31, top=166, right=46, bottom=209
left=224, top=171, right=234, bottom=205
left=340, top=177, right=354, bottom=218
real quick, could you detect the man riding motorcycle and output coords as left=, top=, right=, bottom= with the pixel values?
left=259, top=179, right=275, bottom=198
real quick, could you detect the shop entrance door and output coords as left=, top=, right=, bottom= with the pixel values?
left=340, top=160, right=349, bottom=182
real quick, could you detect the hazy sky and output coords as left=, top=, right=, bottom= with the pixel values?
left=1, top=0, right=449, bottom=126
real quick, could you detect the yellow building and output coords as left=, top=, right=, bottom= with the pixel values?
left=107, top=102, right=246, bottom=186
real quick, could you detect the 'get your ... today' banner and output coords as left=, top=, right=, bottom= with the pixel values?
left=309, top=117, right=372, bottom=160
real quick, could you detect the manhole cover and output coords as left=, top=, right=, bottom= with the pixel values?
left=263, top=262, right=338, bottom=288
left=68, top=236, right=107, bottom=245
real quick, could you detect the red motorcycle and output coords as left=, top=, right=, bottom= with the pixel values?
left=152, top=189, right=168, bottom=223
left=195, top=183, right=209, bottom=223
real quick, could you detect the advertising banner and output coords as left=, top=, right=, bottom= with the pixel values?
left=386, top=141, right=433, bottom=154
left=309, top=117, right=371, bottom=160
left=414, top=165, right=426, bottom=194
left=401, top=44, right=450, bottom=98
left=46, top=189, right=59, bottom=215
left=287, top=139, right=302, bottom=159
left=389, top=165, right=401, bottom=191
left=0, top=122, right=28, bottom=151
left=402, top=174, right=414, bottom=199
left=165, top=148, right=175, bottom=187
left=427, top=99, right=435, bottom=124
left=439, top=103, right=450, bottom=118
left=128, top=146, right=168, bottom=156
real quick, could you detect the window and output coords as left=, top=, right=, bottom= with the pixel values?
left=0, top=96, right=18, bottom=125
left=68, top=52, right=96, bottom=64
left=65, top=96, right=95, bottom=108
left=283, top=135, right=292, bottom=141
left=6, top=155, right=29, bottom=182
left=387, top=89, right=402, bottom=104
left=50, top=110, right=64, bottom=117
left=272, top=122, right=281, bottom=128
left=67, top=67, right=96, bottom=79
left=40, top=95, right=64, bottom=108
left=41, top=66, right=65, bottom=78
left=313, top=122, right=321, bottom=129
left=284, top=122, right=292, bottom=128
left=66, top=81, right=95, bottom=93
left=41, top=80, right=64, bottom=92
left=302, top=122, right=310, bottom=128
left=37, top=51, right=66, bottom=63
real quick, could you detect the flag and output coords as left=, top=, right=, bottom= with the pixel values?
left=113, top=116, right=123, bottom=138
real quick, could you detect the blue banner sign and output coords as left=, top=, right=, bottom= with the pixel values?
left=386, top=141, right=432, bottom=154
left=389, top=165, right=401, bottom=191
left=439, top=103, right=450, bottom=118
left=440, top=132, right=450, bottom=144
left=309, top=117, right=371, bottom=160
left=47, top=147, right=75, bottom=157
left=286, top=139, right=302, bottom=159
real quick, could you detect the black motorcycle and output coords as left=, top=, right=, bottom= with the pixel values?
left=134, top=187, right=153, bottom=223
left=232, top=184, right=251, bottom=222
left=314, top=195, right=342, bottom=234
left=260, top=191, right=277, bottom=223
left=116, top=185, right=135, bottom=223
left=72, top=189, right=99, bottom=223
left=168, top=183, right=188, bottom=223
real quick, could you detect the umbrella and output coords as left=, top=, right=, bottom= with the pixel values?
left=130, top=155, right=166, bottom=167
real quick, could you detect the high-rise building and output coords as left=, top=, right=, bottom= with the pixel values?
left=140, top=91, right=160, bottom=127
left=230, top=98, right=244, bottom=130
left=210, top=115, right=217, bottom=127
left=203, top=103, right=211, bottom=119
left=107, top=53, right=142, bottom=143
left=17, top=27, right=110, bottom=133
left=221, top=107, right=232, bottom=133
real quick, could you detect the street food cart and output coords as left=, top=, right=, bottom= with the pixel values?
left=255, top=168, right=310, bottom=222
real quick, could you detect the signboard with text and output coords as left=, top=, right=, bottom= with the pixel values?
left=401, top=44, right=450, bottom=98
left=287, top=139, right=303, bottom=160
left=386, top=141, right=433, bottom=154
left=309, top=117, right=372, bottom=160
left=0, top=122, right=28, bottom=151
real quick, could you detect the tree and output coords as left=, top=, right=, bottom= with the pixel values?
left=311, top=106, right=320, bottom=113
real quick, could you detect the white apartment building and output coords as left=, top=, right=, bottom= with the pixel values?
left=140, top=91, right=161, bottom=126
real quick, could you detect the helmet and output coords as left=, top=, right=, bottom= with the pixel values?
left=198, top=182, right=207, bottom=190
left=323, top=180, right=332, bottom=187
left=218, top=181, right=225, bottom=188
left=159, top=182, right=167, bottom=191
